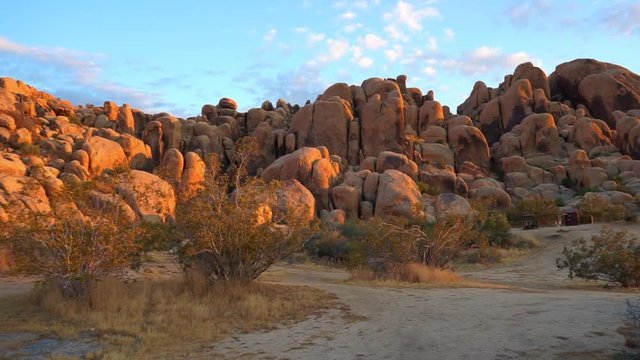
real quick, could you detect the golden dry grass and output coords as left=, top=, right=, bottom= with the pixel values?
left=348, top=263, right=507, bottom=289
left=0, top=275, right=337, bottom=358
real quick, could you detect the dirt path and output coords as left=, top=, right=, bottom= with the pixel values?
left=1, top=224, right=638, bottom=359
left=211, top=224, right=640, bottom=359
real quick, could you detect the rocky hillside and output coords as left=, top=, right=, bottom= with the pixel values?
left=1, top=58, right=640, bottom=225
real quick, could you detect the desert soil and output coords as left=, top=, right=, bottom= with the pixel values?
left=1, top=223, right=639, bottom=359
left=209, top=223, right=640, bottom=359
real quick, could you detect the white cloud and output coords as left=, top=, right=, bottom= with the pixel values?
left=362, top=33, right=388, bottom=50
left=307, top=32, right=326, bottom=44
left=600, top=1, right=640, bottom=35
left=341, top=11, right=356, bottom=20
left=423, top=66, right=437, bottom=76
left=294, top=27, right=309, bottom=33
left=327, top=39, right=350, bottom=60
left=444, top=28, right=455, bottom=40
left=384, top=25, right=404, bottom=40
left=385, top=44, right=403, bottom=62
left=263, top=28, right=277, bottom=42
left=357, top=57, right=374, bottom=68
left=345, top=23, right=363, bottom=32
left=507, top=0, right=551, bottom=24
left=455, top=46, right=542, bottom=76
left=427, top=36, right=438, bottom=51
left=383, top=0, right=441, bottom=37
left=0, top=36, right=160, bottom=111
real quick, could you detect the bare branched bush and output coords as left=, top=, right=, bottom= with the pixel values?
left=344, top=214, right=478, bottom=276
left=175, top=137, right=315, bottom=282
left=0, top=179, right=145, bottom=297
left=558, top=227, right=640, bottom=287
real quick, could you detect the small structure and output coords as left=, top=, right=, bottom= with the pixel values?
left=562, top=210, right=579, bottom=226
left=522, top=213, right=538, bottom=230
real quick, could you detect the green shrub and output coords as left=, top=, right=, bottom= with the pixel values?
left=578, top=195, right=626, bottom=222
left=561, top=177, right=575, bottom=188
left=480, top=212, right=513, bottom=247
left=575, top=187, right=598, bottom=197
left=558, top=227, right=640, bottom=287
left=555, top=197, right=566, bottom=207
left=19, top=143, right=41, bottom=156
left=417, top=182, right=440, bottom=196
left=507, top=197, right=560, bottom=224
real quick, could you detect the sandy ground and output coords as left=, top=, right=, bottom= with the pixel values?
left=209, top=223, right=640, bottom=359
left=1, top=223, right=639, bottom=359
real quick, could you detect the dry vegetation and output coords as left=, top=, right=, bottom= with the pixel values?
left=0, top=275, right=336, bottom=358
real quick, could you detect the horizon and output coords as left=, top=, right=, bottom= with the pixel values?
left=1, top=0, right=639, bottom=117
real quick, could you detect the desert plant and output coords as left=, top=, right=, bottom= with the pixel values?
left=174, top=138, right=315, bottom=282
left=555, top=197, right=566, bottom=207
left=507, top=197, right=560, bottom=224
left=345, top=214, right=478, bottom=275
left=558, top=227, right=640, bottom=287
left=18, top=143, right=41, bottom=156
left=0, top=181, right=145, bottom=297
left=578, top=195, right=626, bottom=222
left=479, top=212, right=513, bottom=247
left=575, top=187, right=598, bottom=197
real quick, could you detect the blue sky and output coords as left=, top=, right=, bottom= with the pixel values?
left=0, top=0, right=638, bottom=117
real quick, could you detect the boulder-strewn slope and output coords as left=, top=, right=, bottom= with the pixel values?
left=1, top=58, right=640, bottom=225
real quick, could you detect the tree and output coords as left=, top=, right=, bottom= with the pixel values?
left=558, top=227, right=640, bottom=287
left=0, top=179, right=145, bottom=297
left=174, top=137, right=315, bottom=282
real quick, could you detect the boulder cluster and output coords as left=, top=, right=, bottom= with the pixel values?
left=1, top=58, right=640, bottom=225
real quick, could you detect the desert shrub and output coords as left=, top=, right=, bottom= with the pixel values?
left=0, top=181, right=145, bottom=297
left=305, top=227, right=351, bottom=262
left=561, top=177, right=576, bottom=188
left=558, top=227, right=640, bottom=287
left=575, top=187, right=598, bottom=197
left=555, top=197, right=566, bottom=207
left=480, top=212, right=513, bottom=247
left=417, top=181, right=440, bottom=196
left=175, top=138, right=315, bottom=282
left=507, top=197, right=560, bottom=224
left=465, top=246, right=503, bottom=264
left=350, top=262, right=463, bottom=285
left=345, top=214, right=478, bottom=275
left=578, top=195, right=626, bottom=222
left=514, top=233, right=542, bottom=249
left=18, top=143, right=41, bottom=156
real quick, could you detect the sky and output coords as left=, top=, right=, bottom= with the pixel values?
left=0, top=0, right=638, bottom=117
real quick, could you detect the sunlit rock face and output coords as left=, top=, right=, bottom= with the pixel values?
left=1, top=57, right=640, bottom=222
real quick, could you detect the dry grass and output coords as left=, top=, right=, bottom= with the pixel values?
left=0, top=275, right=337, bottom=358
left=348, top=263, right=506, bottom=289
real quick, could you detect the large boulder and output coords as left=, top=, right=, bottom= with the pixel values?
left=262, top=147, right=324, bottom=185
left=274, top=179, right=316, bottom=222
left=447, top=125, right=490, bottom=170
left=434, top=193, right=471, bottom=218
left=83, top=136, right=127, bottom=175
left=115, top=170, right=176, bottom=223
left=0, top=153, right=27, bottom=176
left=375, top=169, right=422, bottom=219
left=179, top=152, right=205, bottom=196
left=549, top=59, right=640, bottom=126
left=376, top=151, right=418, bottom=179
